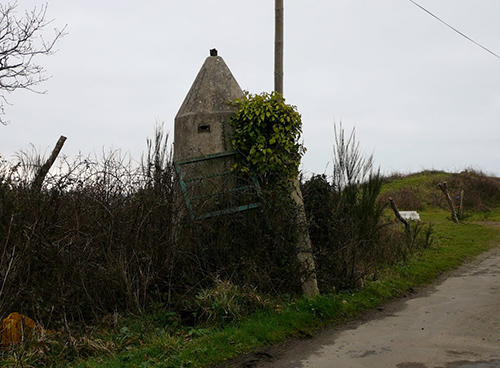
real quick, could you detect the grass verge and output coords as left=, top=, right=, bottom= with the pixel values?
left=67, top=212, right=500, bottom=368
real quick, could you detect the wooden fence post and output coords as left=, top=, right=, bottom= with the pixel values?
left=437, top=182, right=459, bottom=223
left=458, top=189, right=464, bottom=219
left=31, top=135, right=67, bottom=192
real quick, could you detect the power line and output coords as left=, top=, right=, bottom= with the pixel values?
left=408, top=0, right=500, bottom=60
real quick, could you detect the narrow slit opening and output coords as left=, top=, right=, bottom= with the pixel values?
left=198, top=124, right=211, bottom=133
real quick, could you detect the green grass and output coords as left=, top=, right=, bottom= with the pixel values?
left=467, top=208, right=500, bottom=222
left=66, top=211, right=500, bottom=368
left=380, top=170, right=449, bottom=202
left=381, top=170, right=448, bottom=192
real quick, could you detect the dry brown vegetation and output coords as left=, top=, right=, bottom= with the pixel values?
left=0, top=131, right=304, bottom=332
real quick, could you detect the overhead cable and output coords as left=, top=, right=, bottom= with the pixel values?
left=408, top=0, right=500, bottom=60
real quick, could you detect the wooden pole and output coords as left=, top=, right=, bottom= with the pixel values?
left=458, top=189, right=464, bottom=219
left=274, top=0, right=318, bottom=297
left=32, top=135, right=67, bottom=192
left=274, top=0, right=284, bottom=94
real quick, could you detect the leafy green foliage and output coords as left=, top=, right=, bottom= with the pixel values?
left=229, top=91, right=305, bottom=188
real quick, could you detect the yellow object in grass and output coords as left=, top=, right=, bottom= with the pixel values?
left=1, top=312, right=37, bottom=348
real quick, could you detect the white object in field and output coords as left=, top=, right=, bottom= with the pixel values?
left=399, top=211, right=421, bottom=221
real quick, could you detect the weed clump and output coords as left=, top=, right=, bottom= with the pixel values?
left=194, top=279, right=272, bottom=326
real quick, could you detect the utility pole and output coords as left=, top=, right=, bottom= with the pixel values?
left=274, top=0, right=284, bottom=94
left=274, top=0, right=319, bottom=298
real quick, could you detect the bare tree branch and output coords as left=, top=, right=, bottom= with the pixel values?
left=389, top=197, right=410, bottom=232
left=437, top=182, right=459, bottom=223
left=0, top=2, right=66, bottom=125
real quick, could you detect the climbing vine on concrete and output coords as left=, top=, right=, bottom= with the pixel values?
left=229, top=91, right=305, bottom=187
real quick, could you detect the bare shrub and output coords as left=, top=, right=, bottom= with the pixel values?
left=0, top=128, right=178, bottom=326
left=173, top=184, right=303, bottom=296
left=446, top=169, right=500, bottom=212
left=0, top=126, right=305, bottom=329
left=379, top=187, right=423, bottom=211
left=0, top=148, right=177, bottom=325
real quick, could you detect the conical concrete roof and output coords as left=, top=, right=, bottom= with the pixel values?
left=175, top=55, right=243, bottom=118
left=174, top=54, right=244, bottom=161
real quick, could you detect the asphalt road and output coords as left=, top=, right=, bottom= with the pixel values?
left=245, top=246, right=500, bottom=368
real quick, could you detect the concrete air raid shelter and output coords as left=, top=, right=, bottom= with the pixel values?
left=174, top=50, right=257, bottom=221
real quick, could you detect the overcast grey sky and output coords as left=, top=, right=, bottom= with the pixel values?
left=2, top=0, right=500, bottom=177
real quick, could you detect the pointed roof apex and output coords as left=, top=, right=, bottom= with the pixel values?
left=175, top=53, right=244, bottom=119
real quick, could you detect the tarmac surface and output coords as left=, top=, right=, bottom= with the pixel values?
left=232, top=246, right=500, bottom=368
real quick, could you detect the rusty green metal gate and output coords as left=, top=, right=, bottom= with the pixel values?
left=175, top=151, right=260, bottom=221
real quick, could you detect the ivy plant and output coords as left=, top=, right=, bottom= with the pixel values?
left=229, top=91, right=305, bottom=188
